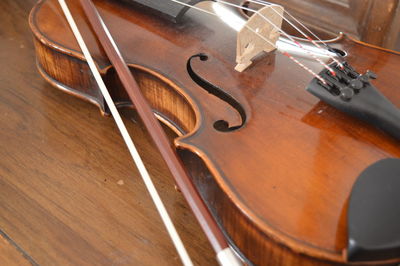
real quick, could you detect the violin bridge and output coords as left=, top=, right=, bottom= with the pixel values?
left=235, top=5, right=284, bottom=72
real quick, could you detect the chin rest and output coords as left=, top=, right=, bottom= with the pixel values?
left=348, top=158, right=400, bottom=261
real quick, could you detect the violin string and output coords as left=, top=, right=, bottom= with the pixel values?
left=245, top=0, right=344, bottom=68
left=170, top=0, right=327, bottom=84
left=57, top=1, right=193, bottom=265
left=171, top=0, right=297, bottom=51
left=249, top=0, right=334, bottom=48
left=247, top=0, right=331, bottom=44
left=216, top=0, right=338, bottom=77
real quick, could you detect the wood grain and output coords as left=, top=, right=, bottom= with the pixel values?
left=0, top=232, right=33, bottom=266
left=261, top=0, right=400, bottom=51
left=0, top=0, right=216, bottom=265
left=28, top=0, right=400, bottom=265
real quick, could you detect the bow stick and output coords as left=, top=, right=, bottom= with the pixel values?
left=56, top=1, right=192, bottom=265
left=57, top=0, right=241, bottom=265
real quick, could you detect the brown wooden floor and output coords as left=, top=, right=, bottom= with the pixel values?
left=0, top=0, right=216, bottom=265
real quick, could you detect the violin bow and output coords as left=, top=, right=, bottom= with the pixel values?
left=57, top=0, right=241, bottom=265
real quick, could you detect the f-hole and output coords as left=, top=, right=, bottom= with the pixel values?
left=187, top=53, right=247, bottom=132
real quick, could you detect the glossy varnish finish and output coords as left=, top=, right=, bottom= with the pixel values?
left=29, top=0, right=400, bottom=265
left=268, top=0, right=400, bottom=51
left=0, top=0, right=215, bottom=265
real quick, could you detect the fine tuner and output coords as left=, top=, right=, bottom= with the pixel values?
left=29, top=0, right=400, bottom=265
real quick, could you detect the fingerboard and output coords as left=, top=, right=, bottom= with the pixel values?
left=120, top=0, right=207, bottom=22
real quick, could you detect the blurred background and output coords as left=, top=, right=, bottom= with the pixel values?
left=248, top=0, right=400, bottom=51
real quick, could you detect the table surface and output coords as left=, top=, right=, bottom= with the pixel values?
left=0, top=0, right=216, bottom=265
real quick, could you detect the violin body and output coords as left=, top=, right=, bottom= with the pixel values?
left=29, top=0, right=400, bottom=265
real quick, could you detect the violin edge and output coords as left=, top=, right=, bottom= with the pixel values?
left=29, top=0, right=400, bottom=264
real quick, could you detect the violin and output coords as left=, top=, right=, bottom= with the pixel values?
left=29, top=0, right=400, bottom=265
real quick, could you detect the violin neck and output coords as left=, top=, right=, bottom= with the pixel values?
left=120, top=0, right=206, bottom=22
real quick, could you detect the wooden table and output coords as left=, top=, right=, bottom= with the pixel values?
left=0, top=0, right=215, bottom=265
